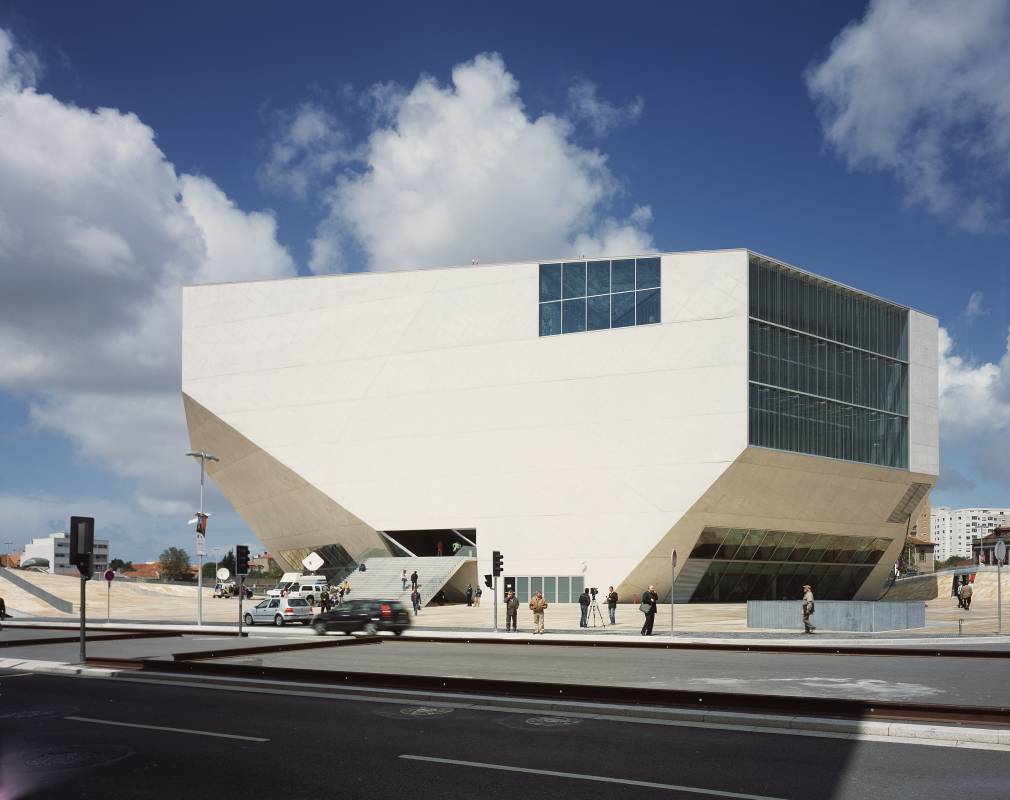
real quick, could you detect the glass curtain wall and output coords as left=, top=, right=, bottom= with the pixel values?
left=688, top=527, right=890, bottom=601
left=748, top=256, right=909, bottom=469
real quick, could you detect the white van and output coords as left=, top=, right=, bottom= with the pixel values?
left=267, top=572, right=301, bottom=598
left=285, top=575, right=329, bottom=605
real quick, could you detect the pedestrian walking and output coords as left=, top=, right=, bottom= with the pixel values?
left=956, top=581, right=964, bottom=608
left=465, top=583, right=474, bottom=607
left=529, top=590, right=547, bottom=634
left=640, top=584, right=658, bottom=635
left=474, top=585, right=482, bottom=607
left=410, top=570, right=418, bottom=592
left=802, top=584, right=816, bottom=633
left=578, top=588, right=591, bottom=627
left=505, top=590, right=519, bottom=632
left=342, top=578, right=350, bottom=597
left=962, top=581, right=973, bottom=611
left=411, top=586, right=421, bottom=615
left=401, top=569, right=408, bottom=591
left=606, top=586, right=618, bottom=625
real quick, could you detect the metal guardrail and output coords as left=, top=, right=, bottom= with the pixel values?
left=0, top=566, right=73, bottom=613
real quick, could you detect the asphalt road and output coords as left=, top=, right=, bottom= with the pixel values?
left=220, top=640, right=1010, bottom=705
left=1, top=668, right=1006, bottom=800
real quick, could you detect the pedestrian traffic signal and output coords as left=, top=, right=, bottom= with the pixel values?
left=68, top=516, right=95, bottom=579
left=492, top=550, right=503, bottom=577
left=484, top=574, right=493, bottom=589
left=195, top=512, right=208, bottom=534
left=235, top=544, right=250, bottom=575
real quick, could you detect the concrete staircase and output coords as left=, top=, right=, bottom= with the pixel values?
left=342, top=556, right=475, bottom=607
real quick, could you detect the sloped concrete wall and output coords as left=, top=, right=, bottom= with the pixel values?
left=747, top=600, right=926, bottom=631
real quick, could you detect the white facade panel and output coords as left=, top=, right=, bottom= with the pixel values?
left=907, top=309, right=939, bottom=476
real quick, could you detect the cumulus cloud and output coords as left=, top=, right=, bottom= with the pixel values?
left=806, top=0, right=1010, bottom=231
left=0, top=29, right=295, bottom=521
left=307, top=53, right=652, bottom=273
left=938, top=324, right=1010, bottom=487
left=257, top=102, right=350, bottom=199
left=567, top=79, right=643, bottom=137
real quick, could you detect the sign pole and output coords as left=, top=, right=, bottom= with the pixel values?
left=238, top=574, right=244, bottom=638
left=670, top=549, right=678, bottom=638
left=107, top=580, right=110, bottom=624
left=79, top=575, right=86, bottom=663
left=493, top=574, right=498, bottom=633
left=996, top=539, right=1006, bottom=635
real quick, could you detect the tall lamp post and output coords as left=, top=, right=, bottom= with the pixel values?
left=3, top=541, right=13, bottom=568
left=186, top=450, right=219, bottom=626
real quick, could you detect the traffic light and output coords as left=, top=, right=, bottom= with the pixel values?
left=69, top=516, right=95, bottom=579
left=484, top=574, right=493, bottom=589
left=235, top=544, right=250, bottom=575
left=195, top=513, right=208, bottom=534
left=492, top=550, right=503, bottom=577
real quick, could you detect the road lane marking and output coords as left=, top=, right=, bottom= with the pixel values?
left=65, top=716, right=268, bottom=742
left=399, top=755, right=790, bottom=799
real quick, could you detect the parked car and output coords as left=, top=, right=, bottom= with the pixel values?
left=267, top=574, right=328, bottom=606
left=243, top=597, right=312, bottom=626
left=213, top=581, right=237, bottom=598
left=311, top=599, right=411, bottom=636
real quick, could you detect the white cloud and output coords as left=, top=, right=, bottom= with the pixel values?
left=257, top=102, right=349, bottom=199
left=806, top=0, right=1010, bottom=231
left=0, top=29, right=295, bottom=525
left=962, top=290, right=988, bottom=321
left=938, top=325, right=1010, bottom=440
left=308, top=53, right=652, bottom=273
left=566, top=79, right=643, bottom=137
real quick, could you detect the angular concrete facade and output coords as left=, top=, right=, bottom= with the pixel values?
left=182, top=249, right=938, bottom=602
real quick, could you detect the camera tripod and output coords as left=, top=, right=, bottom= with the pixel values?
left=586, top=594, right=607, bottom=627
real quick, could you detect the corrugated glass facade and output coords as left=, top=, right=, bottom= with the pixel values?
left=748, top=256, right=909, bottom=469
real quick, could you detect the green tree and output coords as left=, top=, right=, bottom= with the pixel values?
left=158, top=547, right=192, bottom=581
left=109, top=558, right=134, bottom=572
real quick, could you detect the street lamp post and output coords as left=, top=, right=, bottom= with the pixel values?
left=3, top=541, right=13, bottom=568
left=186, top=450, right=219, bottom=626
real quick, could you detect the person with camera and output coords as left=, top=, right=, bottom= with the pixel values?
left=640, top=584, right=658, bottom=635
left=606, top=586, right=618, bottom=625
left=529, top=590, right=547, bottom=634
left=578, top=587, right=591, bottom=627
left=505, top=589, right=519, bottom=632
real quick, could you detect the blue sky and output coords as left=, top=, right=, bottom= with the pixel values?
left=1, top=0, right=1008, bottom=562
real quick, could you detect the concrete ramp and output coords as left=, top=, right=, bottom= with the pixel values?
left=0, top=567, right=73, bottom=614
left=342, top=556, right=477, bottom=606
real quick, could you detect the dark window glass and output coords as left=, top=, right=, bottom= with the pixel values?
left=539, top=302, right=561, bottom=336
left=611, top=291, right=636, bottom=328
left=636, top=257, right=661, bottom=289
left=587, top=260, right=610, bottom=295
left=562, top=262, right=586, bottom=299
left=612, top=259, right=635, bottom=292
left=690, top=529, right=722, bottom=559
left=587, top=294, right=610, bottom=331
left=562, top=298, right=586, bottom=333
left=539, top=263, right=561, bottom=302
left=636, top=289, right=661, bottom=325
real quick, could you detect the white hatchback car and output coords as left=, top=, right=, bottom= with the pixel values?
left=244, top=597, right=312, bottom=626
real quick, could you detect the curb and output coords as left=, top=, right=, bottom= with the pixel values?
left=5, top=657, right=1007, bottom=750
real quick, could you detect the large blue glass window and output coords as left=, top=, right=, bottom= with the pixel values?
left=748, top=256, right=909, bottom=469
left=540, top=256, right=660, bottom=337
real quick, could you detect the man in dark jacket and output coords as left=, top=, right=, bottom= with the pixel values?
left=607, top=586, right=618, bottom=625
left=465, top=583, right=473, bottom=607
left=411, top=587, right=421, bottom=615
left=410, top=570, right=419, bottom=591
left=641, top=584, right=658, bottom=636
left=505, top=590, right=519, bottom=632
left=578, top=588, right=591, bottom=627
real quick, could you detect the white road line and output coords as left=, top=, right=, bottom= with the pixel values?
left=399, top=755, right=790, bottom=800
left=0, top=672, right=33, bottom=678
left=65, top=716, right=268, bottom=742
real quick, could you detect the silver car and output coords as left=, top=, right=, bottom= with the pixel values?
left=243, top=596, right=312, bottom=626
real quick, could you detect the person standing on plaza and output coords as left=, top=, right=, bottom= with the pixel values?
left=401, top=569, right=409, bottom=591
left=607, top=586, right=618, bottom=625
left=578, top=588, right=591, bottom=627
left=529, top=590, right=547, bottom=634
left=410, top=570, right=418, bottom=592
left=474, top=584, right=482, bottom=607
left=961, top=581, right=973, bottom=611
left=640, top=584, right=658, bottom=636
left=411, top=585, right=421, bottom=615
left=320, top=591, right=331, bottom=613
left=505, top=590, right=519, bottom=632
left=465, top=583, right=474, bottom=607
left=802, top=584, right=816, bottom=633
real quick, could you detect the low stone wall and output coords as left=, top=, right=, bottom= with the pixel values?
left=747, top=600, right=926, bottom=632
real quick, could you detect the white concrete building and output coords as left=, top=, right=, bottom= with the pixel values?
left=182, top=249, right=938, bottom=603
left=21, top=532, right=110, bottom=575
left=931, top=507, right=1010, bottom=561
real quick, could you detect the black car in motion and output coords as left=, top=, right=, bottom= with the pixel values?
left=312, top=598, right=411, bottom=636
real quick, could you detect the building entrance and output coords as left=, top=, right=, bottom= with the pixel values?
left=382, top=529, right=476, bottom=558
